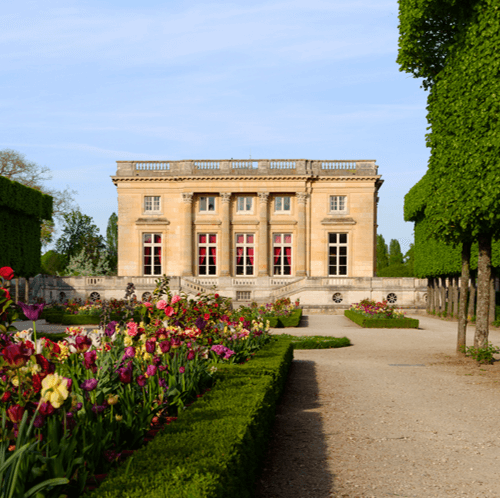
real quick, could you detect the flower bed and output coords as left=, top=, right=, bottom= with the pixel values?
left=233, top=298, right=302, bottom=328
left=89, top=336, right=293, bottom=498
left=0, top=273, right=273, bottom=497
left=344, top=299, right=419, bottom=329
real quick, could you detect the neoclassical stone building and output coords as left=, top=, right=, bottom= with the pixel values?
left=107, top=158, right=428, bottom=307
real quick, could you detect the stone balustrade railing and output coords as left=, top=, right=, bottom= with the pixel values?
left=115, top=159, right=378, bottom=177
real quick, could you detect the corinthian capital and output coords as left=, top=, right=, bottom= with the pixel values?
left=258, top=192, right=269, bottom=203
left=296, top=192, right=309, bottom=204
left=220, top=192, right=231, bottom=204
left=182, top=192, right=194, bottom=204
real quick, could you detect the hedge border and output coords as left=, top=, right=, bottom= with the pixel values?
left=88, top=336, right=294, bottom=498
left=266, top=309, right=302, bottom=328
left=344, top=310, right=419, bottom=329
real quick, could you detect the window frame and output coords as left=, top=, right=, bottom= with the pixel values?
left=272, top=233, right=293, bottom=276
left=329, top=195, right=347, bottom=214
left=235, top=233, right=255, bottom=276
left=143, top=233, right=162, bottom=276
left=328, top=232, right=348, bottom=276
left=236, top=196, right=254, bottom=214
left=198, top=233, right=218, bottom=276
left=144, top=195, right=161, bottom=213
left=274, top=195, right=291, bottom=213
left=199, top=196, right=216, bottom=213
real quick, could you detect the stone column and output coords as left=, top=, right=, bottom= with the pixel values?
left=257, top=192, right=269, bottom=276
left=296, top=193, right=308, bottom=277
left=181, top=193, right=193, bottom=276
left=220, top=193, right=231, bottom=276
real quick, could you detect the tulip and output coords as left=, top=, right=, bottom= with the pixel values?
left=18, top=302, right=45, bottom=344
left=0, top=267, right=14, bottom=281
left=81, top=378, right=98, bottom=391
left=7, top=404, right=24, bottom=423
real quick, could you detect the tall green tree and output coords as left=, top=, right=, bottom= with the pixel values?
left=55, top=210, right=105, bottom=272
left=399, top=0, right=500, bottom=349
left=389, top=240, right=404, bottom=266
left=105, top=212, right=118, bottom=274
left=376, top=235, right=389, bottom=273
left=0, top=149, right=78, bottom=246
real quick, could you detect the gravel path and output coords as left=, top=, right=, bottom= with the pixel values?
left=256, top=314, right=500, bottom=498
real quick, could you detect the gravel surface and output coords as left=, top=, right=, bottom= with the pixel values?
left=256, top=314, right=500, bottom=498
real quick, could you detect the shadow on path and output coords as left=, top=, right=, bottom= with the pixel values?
left=255, top=359, right=335, bottom=498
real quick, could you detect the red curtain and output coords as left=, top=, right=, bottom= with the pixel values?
left=274, top=247, right=281, bottom=264
left=199, top=234, right=207, bottom=243
left=248, top=247, right=254, bottom=265
left=237, top=247, right=243, bottom=264
left=285, top=247, right=291, bottom=265
left=210, top=247, right=216, bottom=265
left=199, top=247, right=206, bottom=265
left=144, top=247, right=151, bottom=256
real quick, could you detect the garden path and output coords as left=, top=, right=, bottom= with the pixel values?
left=256, top=314, right=500, bottom=498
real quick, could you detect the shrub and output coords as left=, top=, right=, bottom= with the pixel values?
left=344, top=309, right=419, bottom=329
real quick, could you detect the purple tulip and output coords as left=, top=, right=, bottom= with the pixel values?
left=195, top=316, right=206, bottom=331
left=105, top=321, right=118, bottom=337
left=145, top=340, right=155, bottom=354
left=137, top=374, right=147, bottom=387
left=146, top=364, right=157, bottom=377
left=81, top=378, right=98, bottom=391
left=18, top=302, right=45, bottom=321
left=124, top=346, right=135, bottom=358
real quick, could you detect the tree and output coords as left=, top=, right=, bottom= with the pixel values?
left=65, top=249, right=110, bottom=277
left=399, top=0, right=500, bottom=349
left=376, top=235, right=389, bottom=273
left=55, top=210, right=105, bottom=271
left=0, top=149, right=78, bottom=245
left=389, top=239, right=404, bottom=266
left=105, top=213, right=118, bottom=274
left=41, top=250, right=66, bottom=275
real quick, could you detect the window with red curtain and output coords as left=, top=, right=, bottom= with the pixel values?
left=235, top=233, right=255, bottom=275
left=273, top=233, right=292, bottom=275
left=198, top=233, right=217, bottom=275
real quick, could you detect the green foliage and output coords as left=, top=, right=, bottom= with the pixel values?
left=344, top=309, right=420, bottom=329
left=65, top=248, right=110, bottom=276
left=266, top=309, right=302, bottom=328
left=397, top=0, right=476, bottom=91
left=41, top=250, right=67, bottom=275
left=277, top=334, right=351, bottom=349
left=88, top=337, right=293, bottom=498
left=461, top=342, right=500, bottom=364
left=389, top=239, right=404, bottom=266
left=0, top=175, right=53, bottom=277
left=106, top=212, right=118, bottom=274
left=376, top=234, right=389, bottom=271
left=55, top=209, right=105, bottom=271
left=377, top=263, right=414, bottom=277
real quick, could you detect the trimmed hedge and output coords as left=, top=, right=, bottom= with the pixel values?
left=344, top=310, right=419, bottom=329
left=266, top=308, right=302, bottom=328
left=88, top=337, right=294, bottom=498
left=277, top=334, right=351, bottom=349
left=0, top=175, right=53, bottom=277
left=42, top=312, right=142, bottom=325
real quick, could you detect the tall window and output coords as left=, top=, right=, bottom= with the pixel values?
left=235, top=234, right=255, bottom=275
left=143, top=233, right=162, bottom=275
left=273, top=233, right=292, bottom=275
left=328, top=233, right=348, bottom=275
left=199, top=196, right=216, bottom=212
left=237, top=196, right=253, bottom=213
left=330, top=195, right=346, bottom=212
left=144, top=196, right=160, bottom=212
left=198, top=233, right=217, bottom=275
left=275, top=196, right=291, bottom=213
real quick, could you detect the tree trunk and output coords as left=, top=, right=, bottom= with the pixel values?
left=489, top=270, right=496, bottom=324
left=454, top=276, right=460, bottom=318
left=468, top=272, right=476, bottom=320
left=426, top=278, right=432, bottom=314
left=475, top=235, right=491, bottom=348
left=457, top=241, right=471, bottom=353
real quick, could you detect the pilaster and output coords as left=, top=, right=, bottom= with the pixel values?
left=258, top=192, right=269, bottom=276
left=296, top=192, right=308, bottom=277
left=181, top=193, right=194, bottom=276
left=220, top=193, right=231, bottom=276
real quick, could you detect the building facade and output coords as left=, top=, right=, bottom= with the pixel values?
left=106, top=158, right=426, bottom=307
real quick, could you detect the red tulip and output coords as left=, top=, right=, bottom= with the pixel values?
left=7, top=404, right=24, bottom=423
left=0, top=267, right=14, bottom=281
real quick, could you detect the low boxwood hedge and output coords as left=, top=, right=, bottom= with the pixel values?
left=88, top=336, right=294, bottom=498
left=42, top=312, right=142, bottom=325
left=344, top=309, right=419, bottom=329
left=266, top=308, right=302, bottom=328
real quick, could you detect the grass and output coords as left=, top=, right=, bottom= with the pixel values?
left=275, top=334, right=351, bottom=349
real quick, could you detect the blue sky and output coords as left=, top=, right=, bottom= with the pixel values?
left=1, top=0, right=429, bottom=253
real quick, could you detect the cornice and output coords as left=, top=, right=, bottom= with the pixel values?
left=135, top=218, right=170, bottom=225
left=269, top=219, right=298, bottom=225
left=321, top=217, right=356, bottom=226
left=194, top=219, right=222, bottom=225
